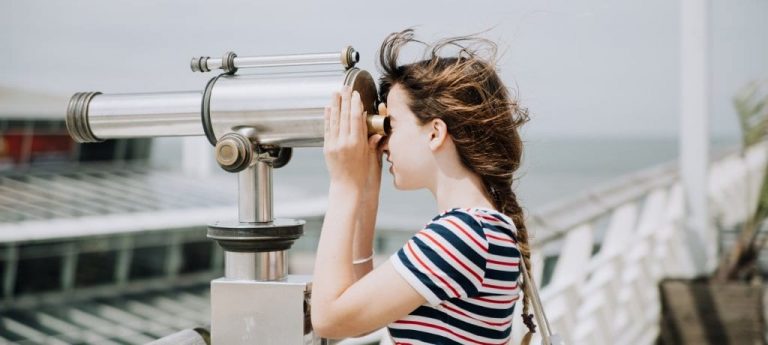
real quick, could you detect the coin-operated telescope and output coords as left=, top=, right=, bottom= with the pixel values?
left=66, top=47, right=389, bottom=345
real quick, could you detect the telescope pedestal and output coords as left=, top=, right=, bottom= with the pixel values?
left=208, top=153, right=322, bottom=344
left=211, top=275, right=317, bottom=345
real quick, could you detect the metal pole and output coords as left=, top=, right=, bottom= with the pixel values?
left=227, top=158, right=285, bottom=281
left=680, top=0, right=712, bottom=275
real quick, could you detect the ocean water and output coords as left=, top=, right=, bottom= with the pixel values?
left=272, top=136, right=740, bottom=231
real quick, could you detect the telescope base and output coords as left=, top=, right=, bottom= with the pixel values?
left=210, top=275, right=323, bottom=345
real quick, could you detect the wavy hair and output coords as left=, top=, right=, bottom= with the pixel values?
left=377, top=29, right=535, bottom=335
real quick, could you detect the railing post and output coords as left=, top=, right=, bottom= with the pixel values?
left=680, top=0, right=713, bottom=275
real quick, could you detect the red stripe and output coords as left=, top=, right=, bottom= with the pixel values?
left=486, top=258, right=519, bottom=267
left=485, top=233, right=516, bottom=244
left=421, top=232, right=483, bottom=282
left=477, top=214, right=501, bottom=222
left=482, top=282, right=518, bottom=290
left=393, top=320, right=509, bottom=345
left=406, top=241, right=460, bottom=298
left=474, top=295, right=520, bottom=304
left=441, top=303, right=512, bottom=327
left=444, top=218, right=488, bottom=252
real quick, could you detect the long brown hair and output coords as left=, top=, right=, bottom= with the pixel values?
left=377, top=29, right=535, bottom=334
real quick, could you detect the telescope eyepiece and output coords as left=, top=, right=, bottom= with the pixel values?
left=366, top=114, right=391, bottom=137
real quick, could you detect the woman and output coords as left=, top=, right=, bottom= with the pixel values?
left=311, top=29, right=534, bottom=344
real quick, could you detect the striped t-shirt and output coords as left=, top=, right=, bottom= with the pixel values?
left=388, top=207, right=522, bottom=345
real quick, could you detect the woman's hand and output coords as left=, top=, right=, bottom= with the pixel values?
left=323, top=86, right=384, bottom=191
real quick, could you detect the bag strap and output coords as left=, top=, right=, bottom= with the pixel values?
left=519, top=259, right=562, bottom=345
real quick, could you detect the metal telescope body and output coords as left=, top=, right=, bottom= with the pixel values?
left=66, top=47, right=389, bottom=345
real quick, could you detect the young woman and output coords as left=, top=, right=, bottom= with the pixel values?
left=311, top=29, right=534, bottom=344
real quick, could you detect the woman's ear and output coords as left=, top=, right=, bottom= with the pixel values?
left=427, top=118, right=449, bottom=151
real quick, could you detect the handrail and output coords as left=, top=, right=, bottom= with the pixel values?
left=530, top=145, right=739, bottom=245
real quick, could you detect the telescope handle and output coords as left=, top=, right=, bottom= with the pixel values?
left=191, top=47, right=359, bottom=74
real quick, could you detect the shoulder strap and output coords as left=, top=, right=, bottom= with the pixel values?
left=520, top=260, right=564, bottom=345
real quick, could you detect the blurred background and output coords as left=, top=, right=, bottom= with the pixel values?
left=0, top=0, right=767, bottom=344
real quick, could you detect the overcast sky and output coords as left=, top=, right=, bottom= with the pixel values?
left=1, top=0, right=766, bottom=139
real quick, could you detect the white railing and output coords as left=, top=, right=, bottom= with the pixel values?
left=340, top=140, right=768, bottom=345
left=517, top=140, right=767, bottom=344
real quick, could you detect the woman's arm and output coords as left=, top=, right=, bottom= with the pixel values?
left=311, top=87, right=425, bottom=339
left=352, top=102, right=387, bottom=280
left=352, top=192, right=377, bottom=280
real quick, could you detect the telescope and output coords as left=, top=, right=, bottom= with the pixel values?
left=66, top=47, right=389, bottom=345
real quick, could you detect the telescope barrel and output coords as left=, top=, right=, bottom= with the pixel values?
left=67, top=48, right=388, bottom=148
left=203, top=69, right=379, bottom=147
left=67, top=91, right=204, bottom=143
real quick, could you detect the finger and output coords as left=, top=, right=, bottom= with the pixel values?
left=376, top=135, right=389, bottom=153
left=368, top=134, right=383, bottom=150
left=350, top=91, right=364, bottom=141
left=378, top=102, right=388, bottom=116
left=339, top=86, right=352, bottom=136
left=330, top=92, right=341, bottom=138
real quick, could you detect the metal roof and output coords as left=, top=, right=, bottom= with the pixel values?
left=0, top=163, right=329, bottom=344
left=0, top=163, right=327, bottom=243
left=1, top=284, right=209, bottom=345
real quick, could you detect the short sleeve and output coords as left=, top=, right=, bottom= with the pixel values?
left=390, top=211, right=488, bottom=306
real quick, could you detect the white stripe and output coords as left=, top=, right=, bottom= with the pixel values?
left=485, top=234, right=517, bottom=248
left=486, top=251, right=520, bottom=262
left=486, top=263, right=520, bottom=272
left=481, top=283, right=520, bottom=295
left=483, top=277, right=519, bottom=289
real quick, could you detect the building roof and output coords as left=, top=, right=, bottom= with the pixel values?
left=0, top=163, right=327, bottom=243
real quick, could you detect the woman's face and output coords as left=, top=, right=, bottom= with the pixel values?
left=382, top=84, right=434, bottom=190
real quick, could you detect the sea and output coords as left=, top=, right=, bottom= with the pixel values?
left=270, top=136, right=741, bottom=232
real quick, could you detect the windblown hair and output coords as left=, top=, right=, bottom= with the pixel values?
left=377, top=29, right=535, bottom=334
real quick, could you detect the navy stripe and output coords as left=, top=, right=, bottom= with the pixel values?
left=397, top=248, right=451, bottom=301
left=412, top=237, right=480, bottom=296
left=485, top=268, right=520, bottom=282
left=448, top=298, right=516, bottom=319
left=426, top=222, right=486, bottom=269
left=483, top=222, right=518, bottom=238
left=488, top=243, right=520, bottom=258
left=447, top=211, right=487, bottom=239
left=410, top=306, right=512, bottom=338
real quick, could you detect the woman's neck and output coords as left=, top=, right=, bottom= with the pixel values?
left=430, top=168, right=495, bottom=212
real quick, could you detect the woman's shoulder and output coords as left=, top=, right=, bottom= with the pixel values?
left=432, top=207, right=516, bottom=230
left=426, top=207, right=518, bottom=242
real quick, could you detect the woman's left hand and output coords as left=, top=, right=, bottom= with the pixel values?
left=324, top=86, right=370, bottom=190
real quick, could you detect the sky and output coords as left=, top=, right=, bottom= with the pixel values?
left=0, top=0, right=766, bottom=139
